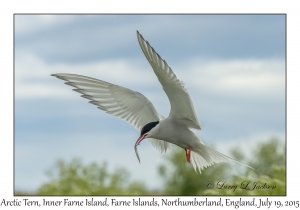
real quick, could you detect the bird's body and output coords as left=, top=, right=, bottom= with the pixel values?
left=52, top=31, right=253, bottom=173
left=148, top=118, right=201, bottom=149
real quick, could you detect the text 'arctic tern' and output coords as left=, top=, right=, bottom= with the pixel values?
left=52, top=31, right=253, bottom=173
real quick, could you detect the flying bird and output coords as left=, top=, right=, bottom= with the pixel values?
left=52, top=31, right=253, bottom=173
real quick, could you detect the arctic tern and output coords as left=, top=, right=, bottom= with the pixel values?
left=52, top=31, right=253, bottom=173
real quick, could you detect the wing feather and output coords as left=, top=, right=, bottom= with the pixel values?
left=137, top=31, right=201, bottom=130
left=191, top=143, right=254, bottom=173
left=52, top=73, right=171, bottom=153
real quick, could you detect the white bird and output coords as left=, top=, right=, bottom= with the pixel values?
left=52, top=31, right=253, bottom=173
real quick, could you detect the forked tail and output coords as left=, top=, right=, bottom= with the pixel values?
left=190, top=143, right=254, bottom=173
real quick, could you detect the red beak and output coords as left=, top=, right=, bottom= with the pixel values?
left=135, top=134, right=148, bottom=146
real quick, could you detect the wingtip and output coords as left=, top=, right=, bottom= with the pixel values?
left=136, top=30, right=141, bottom=39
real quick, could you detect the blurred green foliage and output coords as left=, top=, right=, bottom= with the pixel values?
left=36, top=158, right=149, bottom=195
left=158, top=148, right=232, bottom=195
left=16, top=137, right=285, bottom=196
left=203, top=138, right=286, bottom=196
left=158, top=137, right=285, bottom=195
left=202, top=165, right=285, bottom=196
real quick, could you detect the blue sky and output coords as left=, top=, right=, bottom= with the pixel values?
left=15, top=14, right=285, bottom=192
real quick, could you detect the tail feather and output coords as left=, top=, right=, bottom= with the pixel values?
left=190, top=144, right=254, bottom=173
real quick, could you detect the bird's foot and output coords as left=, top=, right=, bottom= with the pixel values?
left=185, top=146, right=193, bottom=163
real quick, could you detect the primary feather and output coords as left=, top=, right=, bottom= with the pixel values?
left=51, top=73, right=171, bottom=153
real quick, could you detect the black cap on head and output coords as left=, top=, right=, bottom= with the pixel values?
left=140, top=121, right=159, bottom=136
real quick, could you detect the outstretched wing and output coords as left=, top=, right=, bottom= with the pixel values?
left=137, top=31, right=201, bottom=130
left=52, top=73, right=171, bottom=152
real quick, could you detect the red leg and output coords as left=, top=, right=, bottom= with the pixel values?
left=185, top=146, right=193, bottom=163
left=185, top=149, right=188, bottom=161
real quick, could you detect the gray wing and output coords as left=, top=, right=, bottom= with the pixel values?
left=52, top=73, right=171, bottom=152
left=137, top=31, right=201, bottom=130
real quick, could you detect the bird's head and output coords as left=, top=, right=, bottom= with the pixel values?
left=135, top=121, right=159, bottom=145
left=140, top=121, right=159, bottom=138
left=134, top=121, right=160, bottom=163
